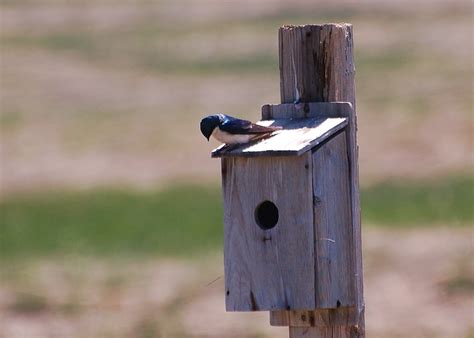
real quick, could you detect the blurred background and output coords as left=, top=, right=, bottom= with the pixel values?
left=0, top=0, right=472, bottom=337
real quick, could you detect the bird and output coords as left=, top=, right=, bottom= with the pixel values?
left=200, top=114, right=281, bottom=144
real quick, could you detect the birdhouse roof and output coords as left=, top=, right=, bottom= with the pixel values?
left=211, top=117, right=347, bottom=158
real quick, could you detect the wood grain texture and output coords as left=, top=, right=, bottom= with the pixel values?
left=278, top=24, right=356, bottom=105
left=212, top=117, right=347, bottom=158
left=270, top=307, right=358, bottom=327
left=275, top=23, right=364, bottom=337
left=222, top=153, right=316, bottom=311
left=312, top=131, right=354, bottom=308
left=261, top=102, right=352, bottom=120
left=289, top=326, right=362, bottom=338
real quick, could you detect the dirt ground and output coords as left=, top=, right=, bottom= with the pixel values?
left=1, top=227, right=472, bottom=338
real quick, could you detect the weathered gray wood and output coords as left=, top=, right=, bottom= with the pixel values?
left=223, top=153, right=315, bottom=311
left=221, top=130, right=354, bottom=311
left=312, top=131, right=354, bottom=308
left=278, top=25, right=356, bottom=105
left=263, top=103, right=361, bottom=311
left=274, top=24, right=364, bottom=337
left=261, top=102, right=352, bottom=120
left=289, top=326, right=361, bottom=338
left=262, top=102, right=353, bottom=120
left=212, top=117, right=347, bottom=158
left=270, top=307, right=358, bottom=327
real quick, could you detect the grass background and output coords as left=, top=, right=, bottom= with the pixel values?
left=1, top=176, right=472, bottom=258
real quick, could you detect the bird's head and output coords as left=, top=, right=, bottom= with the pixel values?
left=200, top=115, right=221, bottom=141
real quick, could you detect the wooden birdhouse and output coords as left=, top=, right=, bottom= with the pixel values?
left=212, top=102, right=359, bottom=312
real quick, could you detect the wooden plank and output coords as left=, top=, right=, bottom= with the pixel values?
left=212, top=117, right=347, bottom=158
left=262, top=102, right=353, bottom=120
left=312, top=131, right=354, bottom=308
left=274, top=24, right=364, bottom=337
left=263, top=103, right=361, bottom=308
left=289, top=326, right=360, bottom=338
left=223, top=153, right=315, bottom=311
left=270, top=307, right=358, bottom=327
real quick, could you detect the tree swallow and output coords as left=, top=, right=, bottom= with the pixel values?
left=200, top=114, right=281, bottom=144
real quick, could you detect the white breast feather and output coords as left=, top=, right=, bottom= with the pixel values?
left=211, top=128, right=253, bottom=144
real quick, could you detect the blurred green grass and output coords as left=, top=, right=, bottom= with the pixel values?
left=362, top=176, right=473, bottom=225
left=0, top=186, right=223, bottom=258
left=1, top=176, right=472, bottom=259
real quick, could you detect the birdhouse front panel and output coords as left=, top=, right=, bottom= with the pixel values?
left=222, top=153, right=316, bottom=311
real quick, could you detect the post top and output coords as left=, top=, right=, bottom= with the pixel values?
left=211, top=117, right=347, bottom=158
left=280, top=23, right=352, bottom=30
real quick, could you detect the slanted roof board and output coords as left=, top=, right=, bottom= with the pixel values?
left=211, top=117, right=347, bottom=158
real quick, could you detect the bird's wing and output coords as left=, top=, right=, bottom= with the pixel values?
left=220, top=115, right=280, bottom=135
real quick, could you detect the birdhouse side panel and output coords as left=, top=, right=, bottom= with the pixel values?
left=312, top=131, right=356, bottom=308
left=222, top=154, right=315, bottom=311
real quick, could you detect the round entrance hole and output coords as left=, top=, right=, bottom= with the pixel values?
left=254, top=200, right=279, bottom=230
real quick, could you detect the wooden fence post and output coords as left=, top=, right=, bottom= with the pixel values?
left=272, top=23, right=365, bottom=338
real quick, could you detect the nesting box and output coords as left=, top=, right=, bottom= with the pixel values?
left=212, top=102, right=358, bottom=312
